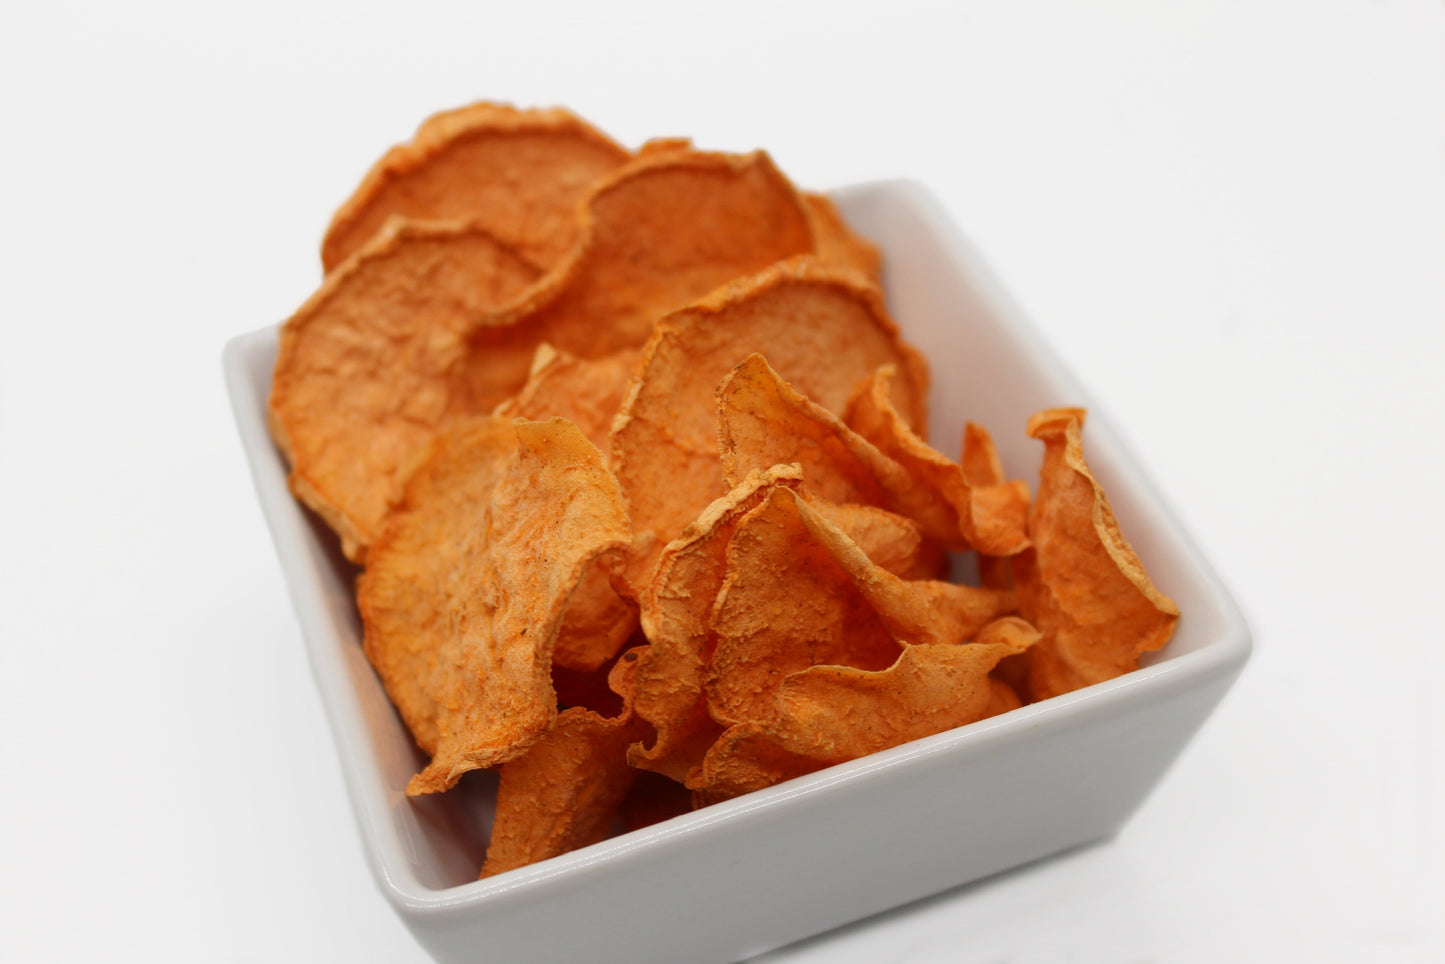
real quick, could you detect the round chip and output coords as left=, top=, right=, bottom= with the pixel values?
left=322, top=101, right=630, bottom=273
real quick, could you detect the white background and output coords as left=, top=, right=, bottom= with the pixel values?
left=2, top=1, right=1442, bottom=961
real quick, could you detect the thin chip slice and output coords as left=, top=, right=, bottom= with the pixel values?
left=705, top=486, right=903, bottom=730
left=756, top=616, right=1040, bottom=761
left=691, top=618, right=1037, bottom=802
left=612, top=257, right=931, bottom=591
left=806, top=500, right=947, bottom=582
left=628, top=465, right=804, bottom=783
left=1013, top=408, right=1179, bottom=701
left=687, top=723, right=829, bottom=805
left=322, top=102, right=630, bottom=273
left=357, top=417, right=631, bottom=795
left=494, top=344, right=643, bottom=672
left=961, top=421, right=1031, bottom=590
left=493, top=344, right=641, bottom=457
left=801, top=191, right=882, bottom=283
left=788, top=489, right=1016, bottom=648
left=717, top=353, right=911, bottom=507
left=716, top=353, right=959, bottom=542
left=492, top=148, right=819, bottom=361
left=269, top=219, right=542, bottom=560
left=480, top=648, right=648, bottom=878
left=548, top=562, right=638, bottom=673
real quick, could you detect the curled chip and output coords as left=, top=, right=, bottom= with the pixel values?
left=1013, top=409, right=1180, bottom=701
left=806, top=501, right=946, bottom=582
left=692, top=618, right=1036, bottom=802
left=717, top=352, right=913, bottom=507
left=358, top=416, right=631, bottom=795
left=688, top=723, right=829, bottom=805
left=269, top=221, right=541, bottom=560
left=493, top=344, right=640, bottom=456
left=847, top=365, right=1030, bottom=555
left=704, top=484, right=1012, bottom=732
left=716, top=353, right=963, bottom=551
left=480, top=648, right=648, bottom=879
left=612, top=257, right=931, bottom=591
left=494, top=344, right=642, bottom=672
left=800, top=192, right=882, bottom=283
left=322, top=102, right=630, bottom=273
left=787, top=489, right=1016, bottom=648
left=752, top=616, right=1038, bottom=761
left=961, top=421, right=1031, bottom=590
left=705, top=485, right=904, bottom=731
left=629, top=465, right=804, bottom=783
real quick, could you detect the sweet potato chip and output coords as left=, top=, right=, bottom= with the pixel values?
left=493, top=344, right=642, bottom=672
left=628, top=465, right=804, bottom=783
left=357, top=416, right=631, bottom=795
left=801, top=191, right=882, bottom=283
left=270, top=220, right=541, bottom=560
left=492, top=344, right=640, bottom=457
left=806, top=500, right=947, bottom=582
left=788, top=490, right=1016, bottom=648
left=322, top=102, right=629, bottom=273
left=480, top=647, right=647, bottom=878
left=705, top=485, right=903, bottom=730
left=688, top=723, right=829, bottom=805
left=961, top=421, right=1031, bottom=590
left=755, top=616, right=1040, bottom=761
left=691, top=618, right=1037, bottom=802
left=717, top=353, right=910, bottom=507
left=612, top=258, right=931, bottom=590
left=846, top=365, right=1030, bottom=556
left=1013, top=409, right=1179, bottom=701
left=717, top=353, right=967, bottom=545
left=494, top=148, right=818, bottom=360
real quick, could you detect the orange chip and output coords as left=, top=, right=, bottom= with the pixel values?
left=493, top=344, right=643, bottom=672
left=716, top=353, right=967, bottom=554
left=753, top=616, right=1040, bottom=761
left=480, top=647, right=648, bottom=878
left=801, top=191, right=882, bottom=284
left=806, top=500, right=947, bottom=582
left=548, top=564, right=639, bottom=674
left=788, top=489, right=1016, bottom=648
left=357, top=416, right=631, bottom=795
left=628, top=464, right=804, bottom=783
left=687, top=723, right=829, bottom=805
left=612, top=258, right=931, bottom=591
left=690, top=618, right=1037, bottom=802
left=717, top=352, right=912, bottom=507
left=269, top=220, right=542, bottom=560
left=847, top=365, right=1030, bottom=556
left=961, top=420, right=1031, bottom=590
left=1013, top=409, right=1179, bottom=701
left=322, top=102, right=630, bottom=273
left=705, top=486, right=904, bottom=730
left=492, top=148, right=817, bottom=361
left=493, top=344, right=640, bottom=458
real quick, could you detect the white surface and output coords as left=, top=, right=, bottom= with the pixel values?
left=223, top=181, right=1250, bottom=963
left=0, top=2, right=1441, bottom=961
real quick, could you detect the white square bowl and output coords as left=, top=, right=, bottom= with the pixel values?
left=224, top=179, right=1251, bottom=964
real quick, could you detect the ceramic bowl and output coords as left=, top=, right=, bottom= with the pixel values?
left=224, top=179, right=1251, bottom=963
